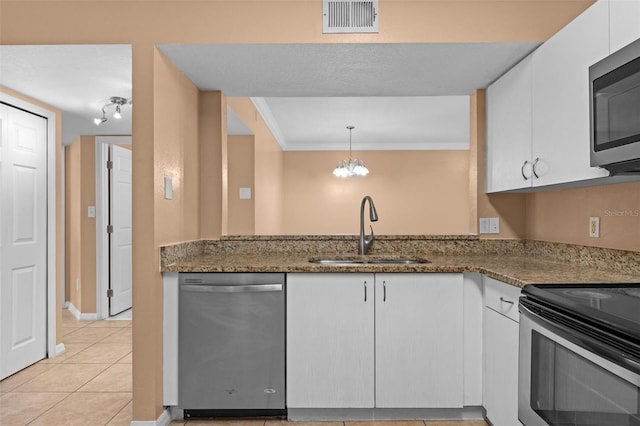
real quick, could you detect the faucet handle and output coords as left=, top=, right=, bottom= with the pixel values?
left=365, top=225, right=375, bottom=244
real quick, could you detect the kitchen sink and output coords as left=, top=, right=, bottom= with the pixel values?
left=308, top=256, right=430, bottom=265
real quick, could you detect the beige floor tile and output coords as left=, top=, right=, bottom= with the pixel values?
left=61, top=312, right=94, bottom=328
left=0, top=391, right=69, bottom=425
left=0, top=363, right=56, bottom=392
left=106, top=400, right=132, bottom=425
left=99, top=327, right=132, bottom=344
left=117, top=352, right=133, bottom=363
left=63, top=326, right=119, bottom=344
left=87, top=319, right=132, bottom=328
left=78, top=363, right=132, bottom=393
left=170, top=421, right=187, bottom=425
left=13, top=363, right=110, bottom=392
left=39, top=342, right=93, bottom=364
left=29, top=392, right=131, bottom=426
left=64, top=343, right=131, bottom=364
left=267, top=422, right=343, bottom=426
left=346, top=422, right=424, bottom=426
left=424, top=422, right=487, bottom=426
left=186, top=421, right=266, bottom=426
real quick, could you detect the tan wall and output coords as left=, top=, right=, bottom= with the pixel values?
left=227, top=98, right=284, bottom=234
left=472, top=90, right=527, bottom=240
left=283, top=150, right=473, bottom=235
left=228, top=135, right=256, bottom=235
left=199, top=91, right=225, bottom=239
left=526, top=183, right=640, bottom=252
left=154, top=52, right=201, bottom=245
left=0, top=0, right=597, bottom=420
left=64, top=136, right=97, bottom=313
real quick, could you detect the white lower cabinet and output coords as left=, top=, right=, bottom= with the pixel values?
left=286, top=273, right=375, bottom=408
left=483, top=277, right=522, bottom=426
left=286, top=273, right=463, bottom=409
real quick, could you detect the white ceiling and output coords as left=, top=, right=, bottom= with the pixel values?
left=0, top=45, right=132, bottom=145
left=0, top=42, right=539, bottom=149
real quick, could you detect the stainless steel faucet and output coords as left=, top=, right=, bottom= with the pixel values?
left=359, top=195, right=379, bottom=255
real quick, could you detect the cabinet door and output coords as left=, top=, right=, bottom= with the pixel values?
left=532, top=0, right=610, bottom=187
left=484, top=307, right=520, bottom=426
left=375, top=273, right=463, bottom=408
left=486, top=54, right=533, bottom=193
left=610, top=0, right=640, bottom=53
left=286, top=273, right=375, bottom=408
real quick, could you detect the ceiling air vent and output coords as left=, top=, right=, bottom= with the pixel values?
left=323, top=0, right=379, bottom=34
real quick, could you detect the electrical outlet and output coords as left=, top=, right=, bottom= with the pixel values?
left=589, top=217, right=600, bottom=238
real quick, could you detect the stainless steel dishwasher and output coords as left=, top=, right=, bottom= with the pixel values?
left=178, top=273, right=285, bottom=418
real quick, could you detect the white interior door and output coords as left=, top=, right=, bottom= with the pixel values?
left=0, top=103, right=48, bottom=380
left=109, top=144, right=132, bottom=316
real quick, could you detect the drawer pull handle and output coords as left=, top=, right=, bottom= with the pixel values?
left=364, top=281, right=367, bottom=302
left=383, top=281, right=387, bottom=302
left=500, top=297, right=514, bottom=305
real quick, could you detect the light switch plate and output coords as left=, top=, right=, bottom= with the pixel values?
left=87, top=206, right=96, bottom=218
left=489, top=217, right=500, bottom=234
left=239, top=187, right=252, bottom=200
left=479, top=218, right=490, bottom=234
left=164, top=177, right=173, bottom=200
left=589, top=216, right=600, bottom=238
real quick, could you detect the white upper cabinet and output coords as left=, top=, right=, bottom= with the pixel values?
left=610, top=0, right=640, bottom=53
left=374, top=273, right=463, bottom=408
left=486, top=55, right=533, bottom=192
left=486, top=0, right=622, bottom=193
left=531, top=0, right=610, bottom=186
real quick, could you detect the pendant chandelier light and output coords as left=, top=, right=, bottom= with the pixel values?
left=333, top=126, right=370, bottom=178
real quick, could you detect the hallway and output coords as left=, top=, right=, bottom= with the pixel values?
left=0, top=309, right=132, bottom=425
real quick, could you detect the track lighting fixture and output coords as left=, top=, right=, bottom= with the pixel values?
left=93, top=96, right=131, bottom=125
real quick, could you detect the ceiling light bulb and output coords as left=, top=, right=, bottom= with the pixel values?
left=94, top=116, right=107, bottom=126
left=113, top=105, right=122, bottom=119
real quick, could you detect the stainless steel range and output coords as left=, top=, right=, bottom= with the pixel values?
left=519, top=283, right=640, bottom=426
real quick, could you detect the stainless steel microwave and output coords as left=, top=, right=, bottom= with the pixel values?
left=590, top=37, right=640, bottom=174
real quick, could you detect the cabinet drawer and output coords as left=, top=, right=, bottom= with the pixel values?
left=484, top=277, right=521, bottom=323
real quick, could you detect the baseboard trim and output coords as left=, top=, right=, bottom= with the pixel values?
left=63, top=301, right=70, bottom=309
left=287, top=407, right=485, bottom=421
left=54, top=343, right=66, bottom=357
left=67, top=302, right=98, bottom=321
left=130, top=408, right=171, bottom=426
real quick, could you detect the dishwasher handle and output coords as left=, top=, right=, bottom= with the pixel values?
left=181, top=283, right=283, bottom=293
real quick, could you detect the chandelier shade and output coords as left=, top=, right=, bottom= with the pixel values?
left=333, top=126, right=369, bottom=178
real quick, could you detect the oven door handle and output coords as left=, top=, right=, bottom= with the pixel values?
left=520, top=302, right=640, bottom=376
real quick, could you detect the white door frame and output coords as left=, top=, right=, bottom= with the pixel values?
left=0, top=92, right=61, bottom=358
left=95, top=135, right=132, bottom=320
